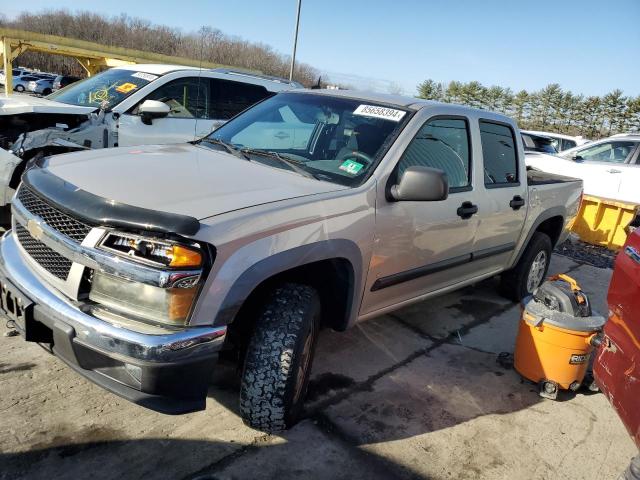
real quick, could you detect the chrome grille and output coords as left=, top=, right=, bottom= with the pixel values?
left=17, top=186, right=92, bottom=243
left=15, top=224, right=72, bottom=280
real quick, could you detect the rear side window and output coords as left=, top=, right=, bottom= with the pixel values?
left=480, top=120, right=519, bottom=186
left=397, top=117, right=471, bottom=190
left=211, top=79, right=272, bottom=120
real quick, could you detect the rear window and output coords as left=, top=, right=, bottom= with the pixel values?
left=480, top=120, right=519, bottom=186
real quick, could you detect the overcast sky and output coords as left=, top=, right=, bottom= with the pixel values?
left=4, top=0, right=639, bottom=96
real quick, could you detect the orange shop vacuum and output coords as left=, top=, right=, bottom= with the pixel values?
left=514, top=274, right=606, bottom=399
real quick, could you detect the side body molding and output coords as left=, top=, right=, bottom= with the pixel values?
left=213, top=239, right=363, bottom=330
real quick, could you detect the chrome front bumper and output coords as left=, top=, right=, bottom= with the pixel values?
left=0, top=232, right=226, bottom=413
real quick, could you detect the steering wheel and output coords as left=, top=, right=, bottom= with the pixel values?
left=338, top=150, right=374, bottom=165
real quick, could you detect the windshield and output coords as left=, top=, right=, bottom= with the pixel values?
left=203, top=92, right=410, bottom=186
left=47, top=68, right=159, bottom=108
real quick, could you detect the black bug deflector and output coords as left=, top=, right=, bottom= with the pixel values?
left=22, top=167, right=201, bottom=236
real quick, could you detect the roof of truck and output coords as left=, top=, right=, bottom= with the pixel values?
left=293, top=89, right=514, bottom=121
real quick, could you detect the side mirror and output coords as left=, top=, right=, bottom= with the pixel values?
left=139, top=100, right=170, bottom=125
left=572, top=154, right=584, bottom=162
left=389, top=166, right=449, bottom=202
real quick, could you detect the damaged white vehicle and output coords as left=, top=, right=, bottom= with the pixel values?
left=0, top=64, right=300, bottom=208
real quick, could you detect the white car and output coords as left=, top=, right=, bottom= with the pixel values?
left=0, top=64, right=302, bottom=206
left=0, top=68, right=32, bottom=86
left=27, top=78, right=55, bottom=96
left=12, top=75, right=41, bottom=92
left=526, top=134, right=640, bottom=203
left=522, top=130, right=590, bottom=152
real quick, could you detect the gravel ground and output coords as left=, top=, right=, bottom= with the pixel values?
left=555, top=237, right=619, bottom=269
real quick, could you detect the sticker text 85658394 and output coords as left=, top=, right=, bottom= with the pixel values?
left=353, top=105, right=406, bottom=122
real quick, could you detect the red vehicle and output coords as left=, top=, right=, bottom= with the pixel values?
left=594, top=229, right=640, bottom=477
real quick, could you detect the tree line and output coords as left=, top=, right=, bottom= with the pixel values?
left=417, top=79, right=640, bottom=139
left=0, top=10, right=320, bottom=86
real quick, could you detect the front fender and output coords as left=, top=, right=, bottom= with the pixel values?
left=211, top=239, right=364, bottom=329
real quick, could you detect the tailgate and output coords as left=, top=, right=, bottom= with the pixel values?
left=594, top=229, right=640, bottom=448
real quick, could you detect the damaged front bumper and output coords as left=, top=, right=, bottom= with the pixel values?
left=0, top=231, right=226, bottom=413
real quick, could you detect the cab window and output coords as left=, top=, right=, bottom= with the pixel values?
left=480, top=120, right=519, bottom=186
left=397, top=118, right=471, bottom=190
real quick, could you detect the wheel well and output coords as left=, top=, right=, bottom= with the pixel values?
left=535, top=215, right=564, bottom=247
left=223, top=258, right=355, bottom=357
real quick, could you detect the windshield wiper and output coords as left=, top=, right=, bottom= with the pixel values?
left=200, top=138, right=250, bottom=160
left=241, top=149, right=320, bottom=180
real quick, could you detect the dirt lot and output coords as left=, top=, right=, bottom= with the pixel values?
left=0, top=253, right=636, bottom=480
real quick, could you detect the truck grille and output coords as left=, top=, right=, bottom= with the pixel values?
left=17, top=186, right=92, bottom=243
left=15, top=224, right=72, bottom=280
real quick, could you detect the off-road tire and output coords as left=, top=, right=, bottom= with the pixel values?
left=239, top=283, right=320, bottom=432
left=499, top=232, right=552, bottom=302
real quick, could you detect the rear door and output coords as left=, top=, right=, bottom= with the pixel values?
left=613, top=142, right=640, bottom=203
left=361, top=113, right=481, bottom=315
left=472, top=120, right=528, bottom=271
left=118, top=77, right=210, bottom=146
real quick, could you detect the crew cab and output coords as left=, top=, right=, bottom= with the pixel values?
left=0, top=90, right=583, bottom=432
left=0, top=64, right=300, bottom=207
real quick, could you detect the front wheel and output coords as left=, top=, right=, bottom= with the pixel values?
left=239, top=283, right=321, bottom=432
left=499, top=232, right=552, bottom=301
left=14, top=85, right=24, bottom=92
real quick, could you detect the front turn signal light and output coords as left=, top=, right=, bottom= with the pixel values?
left=169, top=245, right=202, bottom=268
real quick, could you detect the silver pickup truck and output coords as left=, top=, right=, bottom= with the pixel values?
left=0, top=90, right=582, bottom=432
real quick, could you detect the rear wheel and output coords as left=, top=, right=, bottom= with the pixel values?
left=14, top=85, right=24, bottom=92
left=239, top=283, right=320, bottom=432
left=500, top=232, right=552, bottom=301
left=42, top=88, right=52, bottom=96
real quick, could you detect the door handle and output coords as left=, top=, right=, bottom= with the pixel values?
left=607, top=169, right=622, bottom=173
left=457, top=201, right=478, bottom=219
left=509, top=195, right=526, bottom=210
left=625, top=246, right=640, bottom=264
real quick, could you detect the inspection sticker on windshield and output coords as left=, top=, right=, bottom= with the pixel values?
left=131, top=72, right=158, bottom=82
left=353, top=104, right=406, bottom=122
left=115, top=82, right=138, bottom=94
left=339, top=159, right=364, bottom=175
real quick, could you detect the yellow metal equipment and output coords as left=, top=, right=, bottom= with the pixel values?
left=0, top=28, right=237, bottom=96
left=571, top=194, right=640, bottom=250
left=514, top=274, right=605, bottom=399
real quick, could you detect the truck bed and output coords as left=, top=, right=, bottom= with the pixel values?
left=527, top=167, right=581, bottom=186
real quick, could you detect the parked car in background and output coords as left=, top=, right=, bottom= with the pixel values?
left=594, top=228, right=640, bottom=477
left=526, top=134, right=640, bottom=203
left=0, top=64, right=301, bottom=208
left=522, top=130, right=590, bottom=152
left=27, top=78, right=55, bottom=96
left=0, top=90, right=583, bottom=431
left=11, top=75, right=41, bottom=92
left=521, top=131, right=558, bottom=154
left=52, top=74, right=82, bottom=91
left=0, top=68, right=32, bottom=85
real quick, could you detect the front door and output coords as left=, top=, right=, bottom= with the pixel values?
left=117, top=77, right=210, bottom=147
left=361, top=116, right=481, bottom=316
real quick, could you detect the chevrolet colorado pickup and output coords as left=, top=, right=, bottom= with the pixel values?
left=0, top=90, right=583, bottom=432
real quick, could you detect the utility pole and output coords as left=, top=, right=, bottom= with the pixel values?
left=289, top=0, right=302, bottom=82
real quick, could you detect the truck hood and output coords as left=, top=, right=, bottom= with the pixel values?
left=42, top=143, right=348, bottom=220
left=0, top=95, right=96, bottom=116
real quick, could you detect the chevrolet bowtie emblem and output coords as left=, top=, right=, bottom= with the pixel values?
left=26, top=219, right=44, bottom=241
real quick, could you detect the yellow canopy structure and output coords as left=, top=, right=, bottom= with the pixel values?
left=0, top=27, right=233, bottom=96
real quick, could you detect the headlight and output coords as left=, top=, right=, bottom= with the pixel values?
left=91, top=232, right=208, bottom=326
left=89, top=272, right=199, bottom=325
left=100, top=232, right=202, bottom=268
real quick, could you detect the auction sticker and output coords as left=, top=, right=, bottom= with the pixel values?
left=339, top=159, right=364, bottom=175
left=131, top=72, right=159, bottom=82
left=353, top=104, right=406, bottom=122
left=115, top=82, right=138, bottom=94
